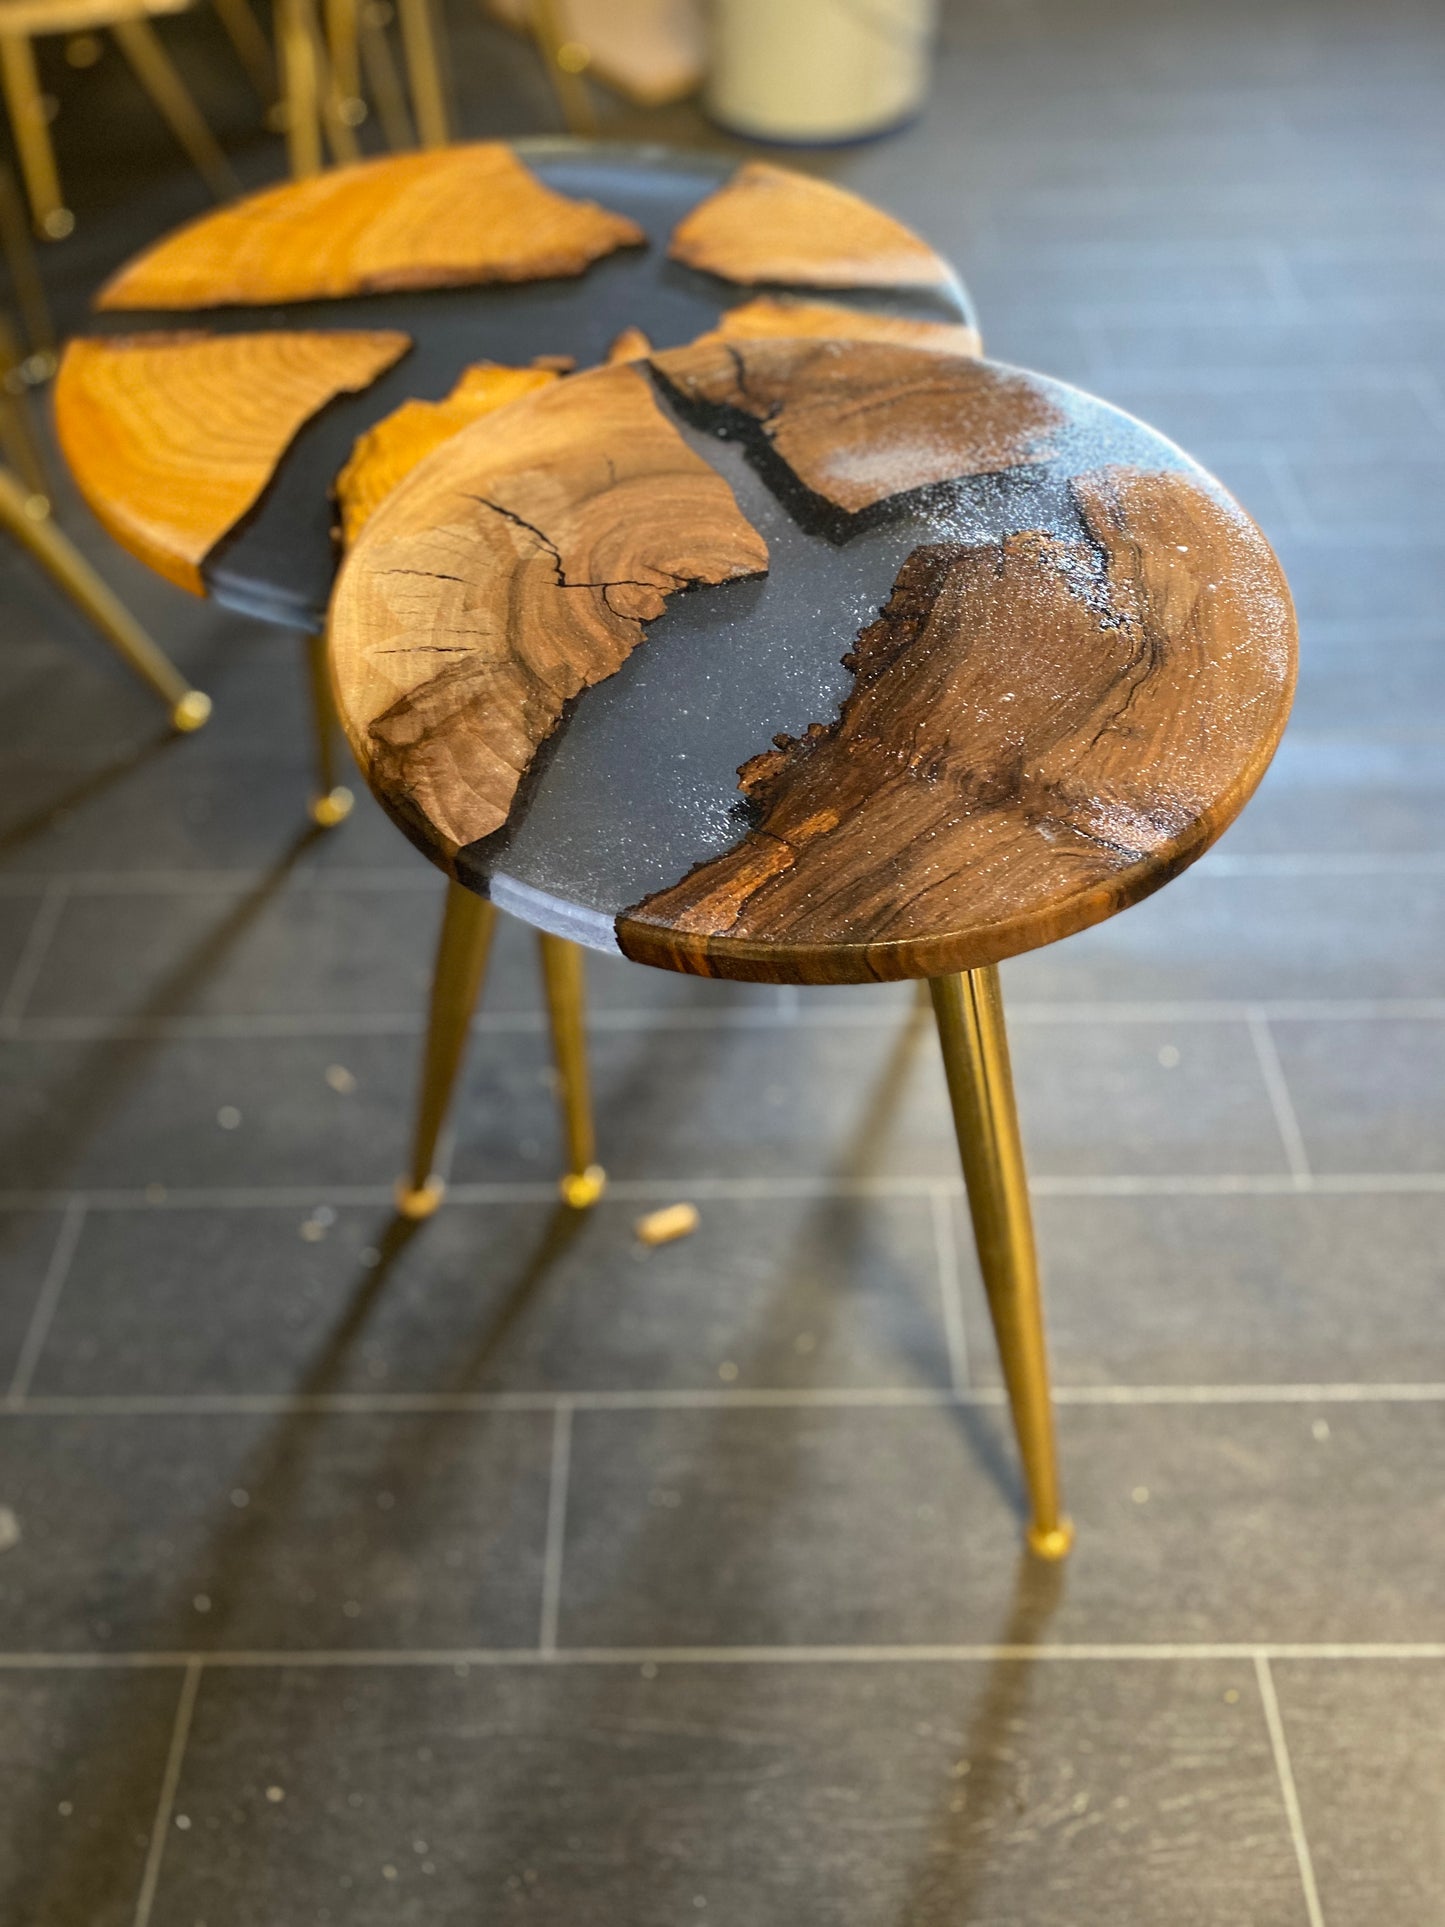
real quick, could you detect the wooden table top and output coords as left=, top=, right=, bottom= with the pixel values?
left=329, top=338, right=1297, bottom=984
left=53, top=141, right=977, bottom=629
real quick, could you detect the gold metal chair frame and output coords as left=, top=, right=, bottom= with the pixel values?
left=0, top=0, right=250, bottom=238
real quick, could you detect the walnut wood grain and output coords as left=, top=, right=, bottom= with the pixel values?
left=707, top=294, right=981, bottom=358
left=54, top=329, right=411, bottom=595
left=652, top=336, right=1061, bottom=521
left=667, top=161, right=953, bottom=290
left=334, top=361, right=561, bottom=548
left=616, top=464, right=1296, bottom=983
left=96, top=143, right=645, bottom=311
left=328, top=360, right=769, bottom=861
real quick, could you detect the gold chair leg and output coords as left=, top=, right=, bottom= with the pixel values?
left=396, top=0, right=446, bottom=145
left=0, top=465, right=210, bottom=728
left=527, top=0, right=594, bottom=135
left=537, top=930, right=605, bottom=1208
left=396, top=880, right=498, bottom=1219
left=0, top=322, right=50, bottom=498
left=210, top=0, right=277, bottom=102
left=110, top=17, right=239, bottom=199
left=357, top=0, right=412, bottom=149
left=0, top=163, right=56, bottom=360
left=0, top=32, right=72, bottom=238
left=929, top=965, right=1072, bottom=1560
left=323, top=0, right=365, bottom=125
left=304, top=628, right=353, bottom=826
left=276, top=0, right=322, bottom=175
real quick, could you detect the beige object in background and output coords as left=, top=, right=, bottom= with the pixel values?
left=707, top=0, right=938, bottom=142
left=486, top=0, right=703, bottom=106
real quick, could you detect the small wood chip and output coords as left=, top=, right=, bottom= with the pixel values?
left=634, top=1202, right=699, bottom=1247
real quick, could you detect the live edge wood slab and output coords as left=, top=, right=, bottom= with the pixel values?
left=96, top=144, right=646, bottom=310
left=55, top=330, right=411, bottom=595
left=330, top=339, right=1296, bottom=984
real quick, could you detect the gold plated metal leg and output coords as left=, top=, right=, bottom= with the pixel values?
left=323, top=0, right=365, bottom=126
left=397, top=0, right=447, bottom=145
left=0, top=32, right=72, bottom=238
left=357, top=0, right=411, bottom=149
left=304, top=628, right=353, bottom=826
left=527, top=0, right=595, bottom=134
left=110, top=18, right=240, bottom=200
left=0, top=322, right=50, bottom=498
left=0, top=164, right=56, bottom=362
left=396, top=881, right=497, bottom=1219
left=276, top=0, right=323, bottom=176
left=537, top=930, right=605, bottom=1208
left=929, top=966, right=1072, bottom=1560
left=0, top=465, right=210, bottom=728
left=211, top=0, right=277, bottom=102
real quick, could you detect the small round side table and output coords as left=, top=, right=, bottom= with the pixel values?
left=328, top=337, right=1297, bottom=1558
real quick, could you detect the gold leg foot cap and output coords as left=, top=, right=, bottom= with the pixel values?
left=394, top=1174, right=446, bottom=1220
left=559, top=1164, right=606, bottom=1209
left=171, top=690, right=212, bottom=732
left=1026, top=1518, right=1074, bottom=1562
left=42, top=208, right=75, bottom=240
left=310, top=786, right=354, bottom=828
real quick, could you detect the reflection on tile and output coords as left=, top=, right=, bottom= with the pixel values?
left=0, top=1411, right=551, bottom=1649
left=1003, top=869, right=1445, bottom=1002
left=153, top=1658, right=1302, bottom=1927
left=453, top=1015, right=1287, bottom=1184
left=561, top=1401, right=1445, bottom=1646
left=0, top=1668, right=182, bottom=1927
left=978, top=1192, right=1445, bottom=1385
left=1272, top=1018, right=1445, bottom=1171
left=35, top=1196, right=950, bottom=1395
left=1274, top=1660, right=1445, bottom=1927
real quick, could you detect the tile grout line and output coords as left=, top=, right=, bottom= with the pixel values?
left=930, top=1188, right=972, bottom=1391
left=5, top=1198, right=87, bottom=1406
left=131, top=1656, right=201, bottom=1927
left=4, top=1642, right=1445, bottom=1671
left=538, top=1401, right=573, bottom=1656
left=1247, top=1008, right=1313, bottom=1189
left=0, top=878, right=69, bottom=1033
left=7, top=1382, right=1445, bottom=1417
left=1255, top=1654, right=1328, bottom=1927
left=9, top=1170, right=1445, bottom=1212
left=10, top=997, right=1445, bottom=1043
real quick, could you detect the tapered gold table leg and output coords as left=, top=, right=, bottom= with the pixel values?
left=537, top=930, right=606, bottom=1209
left=277, top=0, right=323, bottom=177
left=395, top=880, right=497, bottom=1219
left=0, top=31, right=71, bottom=238
left=929, top=965, right=1073, bottom=1560
left=304, top=629, right=353, bottom=826
left=0, top=465, right=210, bottom=729
left=110, top=17, right=240, bottom=199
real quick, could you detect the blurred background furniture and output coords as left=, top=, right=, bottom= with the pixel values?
left=0, top=0, right=251, bottom=235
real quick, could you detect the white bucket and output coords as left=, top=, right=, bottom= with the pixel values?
left=706, top=0, right=938, bottom=145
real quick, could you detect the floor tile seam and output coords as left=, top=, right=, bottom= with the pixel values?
left=4, top=1198, right=86, bottom=1406
left=0, top=878, right=68, bottom=1029
left=130, top=1658, right=200, bottom=1927
left=4, top=1643, right=1445, bottom=1670
left=1255, top=1654, right=1328, bottom=1927
left=11, top=999, right=1445, bottom=1042
left=1246, top=1009, right=1313, bottom=1187
left=8, top=1172, right=1445, bottom=1210
left=6, top=1383, right=1445, bottom=1417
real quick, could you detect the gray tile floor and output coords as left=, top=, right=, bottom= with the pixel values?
left=3, top=0, right=1444, bottom=1919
